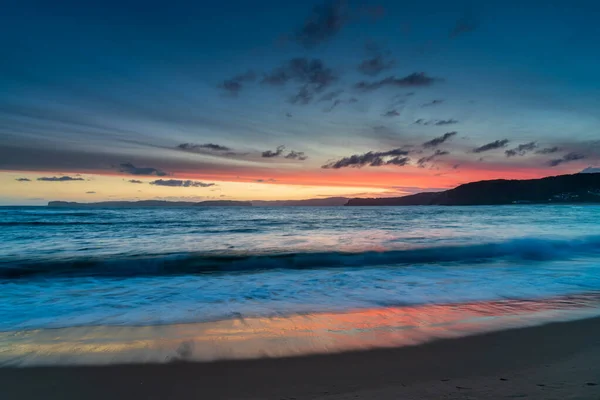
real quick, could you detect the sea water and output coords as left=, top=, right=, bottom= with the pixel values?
left=1, top=205, right=600, bottom=365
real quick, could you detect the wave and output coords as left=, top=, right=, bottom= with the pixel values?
left=3, top=235, right=600, bottom=279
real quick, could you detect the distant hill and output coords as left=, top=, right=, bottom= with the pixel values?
left=252, top=197, right=349, bottom=206
left=48, top=200, right=252, bottom=207
left=346, top=173, right=600, bottom=206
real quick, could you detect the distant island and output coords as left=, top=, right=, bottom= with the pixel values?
left=252, top=197, right=349, bottom=207
left=47, top=197, right=348, bottom=208
left=48, top=200, right=252, bottom=207
left=346, top=173, right=600, bottom=206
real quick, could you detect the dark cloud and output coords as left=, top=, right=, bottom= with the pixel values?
left=294, top=0, right=348, bottom=48
left=382, top=109, right=400, bottom=117
left=417, top=150, right=450, bottom=168
left=286, top=112, right=293, bottom=118
left=262, top=145, right=286, bottom=158
left=355, top=73, right=440, bottom=91
left=15, top=178, right=31, bottom=182
left=219, top=70, right=256, bottom=96
left=37, top=176, right=85, bottom=182
left=472, top=139, right=510, bottom=153
left=177, top=143, right=232, bottom=152
left=255, top=178, right=277, bottom=183
left=358, top=55, right=395, bottom=76
left=422, top=99, right=444, bottom=107
left=119, top=163, right=168, bottom=176
left=263, top=58, right=338, bottom=105
left=128, top=180, right=143, bottom=184
left=385, top=156, right=411, bottom=166
left=449, top=16, right=478, bottom=38
left=536, top=146, right=560, bottom=154
left=415, top=118, right=459, bottom=126
left=285, top=150, right=308, bottom=161
left=505, top=142, right=537, bottom=157
left=322, top=148, right=412, bottom=169
left=149, top=179, right=216, bottom=188
left=434, top=119, right=458, bottom=126
left=422, top=131, right=457, bottom=148
left=548, top=152, right=586, bottom=167
left=86, top=191, right=96, bottom=194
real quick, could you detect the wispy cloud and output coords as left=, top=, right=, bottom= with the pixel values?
left=505, top=142, right=537, bottom=157
left=422, top=132, right=457, bottom=148
left=37, top=176, right=85, bottom=182
left=417, top=150, right=450, bottom=168
left=119, top=163, right=168, bottom=176
left=285, top=150, right=308, bottom=160
left=262, top=145, right=286, bottom=158
left=472, top=139, right=509, bottom=153
left=178, top=143, right=232, bottom=152
left=322, top=148, right=412, bottom=168
left=149, top=179, right=216, bottom=187
left=358, top=43, right=395, bottom=76
left=15, top=178, right=31, bottom=182
left=263, top=58, right=338, bottom=104
left=382, top=109, right=400, bottom=117
left=422, top=99, right=444, bottom=107
left=86, top=191, right=96, bottom=194
left=548, top=152, right=585, bottom=167
left=293, top=0, right=348, bottom=48
left=261, top=146, right=308, bottom=160
left=128, top=180, right=143, bottom=184
left=219, top=70, right=257, bottom=96
left=415, top=118, right=459, bottom=126
left=355, top=73, right=440, bottom=91
left=536, top=146, right=560, bottom=154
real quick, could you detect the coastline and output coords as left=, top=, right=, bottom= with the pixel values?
left=1, top=316, right=600, bottom=399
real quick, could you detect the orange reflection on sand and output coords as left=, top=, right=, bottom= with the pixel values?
left=2, top=293, right=600, bottom=366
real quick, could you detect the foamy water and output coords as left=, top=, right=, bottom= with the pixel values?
left=2, top=205, right=600, bottom=365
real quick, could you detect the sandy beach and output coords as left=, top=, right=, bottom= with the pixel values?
left=1, top=316, right=599, bottom=400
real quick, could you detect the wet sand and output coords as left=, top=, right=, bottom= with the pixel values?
left=1, top=316, right=600, bottom=400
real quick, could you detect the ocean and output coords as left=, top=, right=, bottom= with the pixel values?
left=2, top=205, right=600, bottom=366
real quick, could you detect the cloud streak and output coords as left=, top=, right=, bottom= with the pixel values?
left=422, top=132, right=457, bottom=148
left=262, top=145, right=286, bottom=158
left=505, top=142, right=537, bottom=157
left=322, top=148, right=412, bottom=169
left=472, top=139, right=509, bottom=153
left=119, top=163, right=168, bottom=176
left=178, top=143, right=232, bottom=152
left=548, top=152, right=585, bottom=167
left=417, top=150, right=450, bottom=167
left=415, top=119, right=459, bottom=126
left=15, top=178, right=31, bottom=182
left=355, top=73, right=440, bottom=91
left=149, top=179, right=216, bottom=187
left=37, top=176, right=85, bottom=182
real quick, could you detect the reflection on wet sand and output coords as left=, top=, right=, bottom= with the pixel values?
left=2, top=292, right=600, bottom=366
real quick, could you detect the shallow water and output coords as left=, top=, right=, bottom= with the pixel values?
left=2, top=205, right=600, bottom=365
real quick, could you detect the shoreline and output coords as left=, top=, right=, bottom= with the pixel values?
left=2, top=316, right=600, bottom=399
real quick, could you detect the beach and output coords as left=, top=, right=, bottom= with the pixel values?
left=2, top=316, right=599, bottom=400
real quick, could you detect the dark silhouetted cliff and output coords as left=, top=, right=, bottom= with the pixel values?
left=346, top=173, right=600, bottom=206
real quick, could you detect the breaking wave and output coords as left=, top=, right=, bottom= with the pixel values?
left=3, top=235, right=600, bottom=279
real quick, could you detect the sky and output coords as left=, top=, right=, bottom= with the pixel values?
left=1, top=0, right=600, bottom=204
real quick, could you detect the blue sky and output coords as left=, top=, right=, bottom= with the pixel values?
left=1, top=0, right=600, bottom=203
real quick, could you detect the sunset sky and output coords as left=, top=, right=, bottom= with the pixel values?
left=1, top=0, right=599, bottom=204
